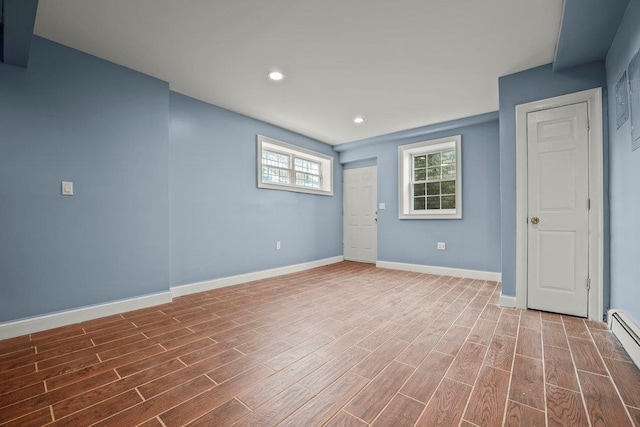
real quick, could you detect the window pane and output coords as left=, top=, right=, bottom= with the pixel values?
left=442, top=164, right=456, bottom=179
left=294, top=158, right=320, bottom=174
left=441, top=180, right=455, bottom=194
left=414, top=168, right=426, bottom=181
left=262, top=150, right=289, bottom=168
left=426, top=182, right=440, bottom=195
left=295, top=172, right=320, bottom=188
left=414, top=197, right=426, bottom=210
left=414, top=155, right=426, bottom=169
left=427, top=167, right=441, bottom=180
left=413, top=183, right=426, bottom=197
left=441, top=195, right=456, bottom=209
left=428, top=152, right=441, bottom=167
left=426, top=196, right=440, bottom=210
left=441, top=150, right=456, bottom=165
left=262, top=166, right=290, bottom=184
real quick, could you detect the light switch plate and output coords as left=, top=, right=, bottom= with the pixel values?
left=437, top=242, right=446, bottom=250
left=61, top=181, right=74, bottom=196
left=379, top=202, right=386, bottom=210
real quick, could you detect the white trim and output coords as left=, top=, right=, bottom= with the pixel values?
left=608, top=310, right=640, bottom=368
left=515, top=88, right=604, bottom=321
left=171, top=256, right=344, bottom=297
left=398, top=135, right=462, bottom=219
left=0, top=291, right=172, bottom=340
left=376, top=260, right=501, bottom=282
left=499, top=294, right=517, bottom=308
left=257, top=135, right=334, bottom=196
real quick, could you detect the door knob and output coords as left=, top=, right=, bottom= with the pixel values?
left=531, top=217, right=540, bottom=224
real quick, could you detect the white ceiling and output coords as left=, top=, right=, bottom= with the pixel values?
left=34, top=0, right=563, bottom=145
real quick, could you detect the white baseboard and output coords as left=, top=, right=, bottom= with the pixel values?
left=499, top=294, right=517, bottom=308
left=375, top=260, right=502, bottom=282
left=0, top=291, right=173, bottom=340
left=608, top=309, right=640, bottom=368
left=171, top=256, right=344, bottom=297
left=0, top=256, right=344, bottom=341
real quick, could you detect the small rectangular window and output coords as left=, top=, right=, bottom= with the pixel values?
left=257, top=136, right=333, bottom=195
left=399, top=135, right=462, bottom=219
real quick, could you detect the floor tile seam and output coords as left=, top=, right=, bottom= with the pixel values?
left=3, top=365, right=126, bottom=422
left=500, top=309, right=521, bottom=427
left=506, top=398, right=545, bottom=414
left=541, top=341, right=570, bottom=351
left=50, top=386, right=147, bottom=426
left=342, top=356, right=419, bottom=422
left=539, top=316, right=549, bottom=427
left=50, top=367, right=160, bottom=421
left=562, top=317, right=594, bottom=427
left=143, top=375, right=223, bottom=426
left=364, top=389, right=419, bottom=426
left=541, top=319, right=563, bottom=325
left=239, top=356, right=329, bottom=408
left=340, top=408, right=371, bottom=425
left=49, top=405, right=55, bottom=422
left=544, top=381, right=583, bottom=394
left=275, top=370, right=363, bottom=427
left=515, top=353, right=544, bottom=362
left=456, top=300, right=495, bottom=425
left=585, top=321, right=639, bottom=419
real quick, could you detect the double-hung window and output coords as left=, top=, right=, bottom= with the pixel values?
left=258, top=135, right=333, bottom=195
left=398, top=135, right=462, bottom=219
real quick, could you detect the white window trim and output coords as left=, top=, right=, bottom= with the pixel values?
left=398, top=135, right=462, bottom=219
left=257, top=135, right=333, bottom=196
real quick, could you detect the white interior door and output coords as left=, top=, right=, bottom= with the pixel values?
left=526, top=102, right=590, bottom=317
left=343, top=166, right=377, bottom=263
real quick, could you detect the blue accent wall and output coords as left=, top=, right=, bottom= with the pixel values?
left=338, top=119, right=501, bottom=273
left=0, top=37, right=170, bottom=322
left=169, top=92, right=342, bottom=287
left=498, top=62, right=609, bottom=300
left=606, top=0, right=640, bottom=326
left=554, top=0, right=630, bottom=71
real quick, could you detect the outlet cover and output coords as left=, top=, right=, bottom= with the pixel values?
left=437, top=242, right=446, bottom=250
left=61, top=181, right=74, bottom=196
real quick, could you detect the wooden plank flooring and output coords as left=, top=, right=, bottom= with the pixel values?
left=0, top=261, right=638, bottom=426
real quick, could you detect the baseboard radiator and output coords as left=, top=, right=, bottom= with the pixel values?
left=608, top=310, right=640, bottom=368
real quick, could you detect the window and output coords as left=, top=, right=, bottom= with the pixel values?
left=398, top=135, right=462, bottom=219
left=257, top=135, right=333, bottom=195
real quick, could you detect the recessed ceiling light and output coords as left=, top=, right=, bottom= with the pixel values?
left=268, top=71, right=284, bottom=81
left=353, top=116, right=365, bottom=124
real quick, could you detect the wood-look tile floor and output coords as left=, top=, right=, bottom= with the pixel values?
left=1, top=262, right=639, bottom=427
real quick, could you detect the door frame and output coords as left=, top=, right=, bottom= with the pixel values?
left=343, top=165, right=378, bottom=263
left=515, top=88, right=604, bottom=321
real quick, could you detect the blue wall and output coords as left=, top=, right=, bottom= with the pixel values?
left=169, top=93, right=342, bottom=286
left=498, top=62, right=608, bottom=299
left=606, top=0, right=640, bottom=326
left=0, top=37, right=170, bottom=322
left=0, top=36, right=342, bottom=324
left=338, top=119, right=501, bottom=273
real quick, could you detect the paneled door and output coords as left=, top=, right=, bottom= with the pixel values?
left=343, top=166, right=377, bottom=263
left=526, top=102, right=590, bottom=317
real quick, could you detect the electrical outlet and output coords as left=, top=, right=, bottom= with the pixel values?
left=276, top=241, right=281, bottom=250
left=61, top=181, right=74, bottom=196
left=437, top=242, right=446, bottom=250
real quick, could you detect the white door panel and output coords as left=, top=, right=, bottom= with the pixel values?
left=343, top=166, right=377, bottom=263
left=527, top=102, right=589, bottom=317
